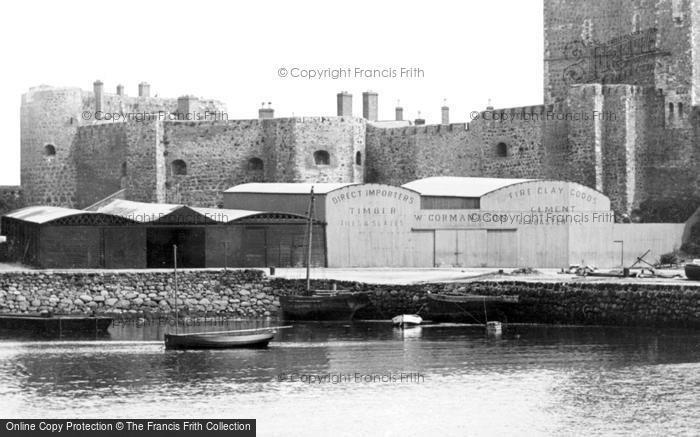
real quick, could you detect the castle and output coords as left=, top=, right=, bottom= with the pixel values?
left=15, top=0, right=700, bottom=222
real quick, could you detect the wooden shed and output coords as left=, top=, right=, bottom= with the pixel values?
left=1, top=200, right=326, bottom=269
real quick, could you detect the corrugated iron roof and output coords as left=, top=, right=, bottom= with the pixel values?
left=402, top=177, right=535, bottom=198
left=191, top=207, right=264, bottom=223
left=225, top=183, right=357, bottom=194
left=95, top=199, right=184, bottom=223
left=4, top=206, right=103, bottom=224
left=5, top=201, right=315, bottom=226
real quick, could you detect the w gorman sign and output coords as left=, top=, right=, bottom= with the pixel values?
left=412, top=210, right=616, bottom=229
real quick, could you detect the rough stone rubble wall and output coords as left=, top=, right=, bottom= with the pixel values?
left=1, top=270, right=699, bottom=327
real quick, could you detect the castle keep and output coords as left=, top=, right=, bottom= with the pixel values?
left=17, top=0, right=700, bottom=222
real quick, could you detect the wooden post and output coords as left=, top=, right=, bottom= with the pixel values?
left=614, top=240, right=624, bottom=268
left=305, top=186, right=315, bottom=295
left=174, top=244, right=179, bottom=335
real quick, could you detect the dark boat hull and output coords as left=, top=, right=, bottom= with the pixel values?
left=164, top=332, right=274, bottom=350
left=0, top=314, right=112, bottom=337
left=280, top=293, right=371, bottom=321
left=686, top=264, right=700, bottom=281
left=425, top=294, right=519, bottom=323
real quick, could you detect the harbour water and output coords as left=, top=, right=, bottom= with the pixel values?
left=0, top=322, right=699, bottom=436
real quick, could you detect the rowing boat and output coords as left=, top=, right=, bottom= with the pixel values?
left=391, top=314, right=423, bottom=327
left=686, top=261, right=700, bottom=281
left=164, top=331, right=275, bottom=350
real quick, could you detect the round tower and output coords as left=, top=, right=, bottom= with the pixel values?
left=20, top=86, right=85, bottom=206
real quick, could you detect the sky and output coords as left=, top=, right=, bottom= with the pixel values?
left=0, top=0, right=543, bottom=185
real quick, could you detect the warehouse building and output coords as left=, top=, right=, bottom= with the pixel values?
left=224, top=178, right=686, bottom=268
left=1, top=200, right=325, bottom=269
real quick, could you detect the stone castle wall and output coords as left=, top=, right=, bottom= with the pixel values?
left=161, top=117, right=365, bottom=207
left=1, top=270, right=700, bottom=328
left=292, top=117, right=365, bottom=184
left=16, top=0, right=700, bottom=221
left=74, top=124, right=129, bottom=208
left=20, top=85, right=227, bottom=209
left=365, top=111, right=548, bottom=186
left=21, top=87, right=82, bottom=207
left=163, top=120, right=266, bottom=207
left=0, top=187, right=22, bottom=217
left=543, top=0, right=696, bottom=107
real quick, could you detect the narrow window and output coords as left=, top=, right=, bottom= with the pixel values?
left=171, top=159, right=187, bottom=176
left=314, top=150, right=330, bottom=166
left=355, top=151, right=362, bottom=165
left=248, top=157, right=264, bottom=171
left=496, top=142, right=508, bottom=157
left=121, top=162, right=127, bottom=177
left=43, top=144, right=56, bottom=156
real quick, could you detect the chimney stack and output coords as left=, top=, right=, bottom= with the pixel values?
left=441, top=101, right=450, bottom=124
left=116, top=84, right=124, bottom=96
left=414, top=111, right=425, bottom=125
left=362, top=91, right=378, bottom=121
left=138, top=82, right=150, bottom=98
left=395, top=101, right=403, bottom=121
left=337, top=91, right=353, bottom=117
left=93, top=80, right=103, bottom=114
left=259, top=102, right=274, bottom=119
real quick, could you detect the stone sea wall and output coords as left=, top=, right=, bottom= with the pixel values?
left=1, top=270, right=700, bottom=327
left=0, top=270, right=278, bottom=318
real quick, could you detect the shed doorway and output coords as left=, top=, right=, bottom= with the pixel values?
left=146, top=228, right=206, bottom=268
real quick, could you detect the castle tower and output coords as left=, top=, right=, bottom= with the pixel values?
left=20, top=86, right=85, bottom=206
left=177, top=95, right=200, bottom=119
left=543, top=0, right=699, bottom=106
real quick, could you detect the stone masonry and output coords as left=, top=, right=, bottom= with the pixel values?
left=16, top=0, right=700, bottom=221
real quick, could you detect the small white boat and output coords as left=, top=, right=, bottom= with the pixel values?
left=392, top=314, right=423, bottom=327
left=486, top=321, right=502, bottom=335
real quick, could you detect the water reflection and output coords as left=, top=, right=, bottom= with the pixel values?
left=0, top=323, right=698, bottom=435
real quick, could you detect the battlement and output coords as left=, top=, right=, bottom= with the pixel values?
left=568, top=84, right=660, bottom=98
left=367, top=122, right=469, bottom=137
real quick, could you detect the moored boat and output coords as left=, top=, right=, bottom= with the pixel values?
left=0, top=313, right=112, bottom=337
left=425, top=293, right=519, bottom=323
left=163, top=244, right=283, bottom=349
left=164, top=331, right=275, bottom=350
left=486, top=321, right=503, bottom=335
left=685, top=261, right=700, bottom=281
left=391, top=314, right=423, bottom=327
left=280, top=291, right=371, bottom=321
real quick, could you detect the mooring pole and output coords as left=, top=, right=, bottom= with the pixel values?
left=174, top=244, right=179, bottom=335
left=305, top=186, right=315, bottom=295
